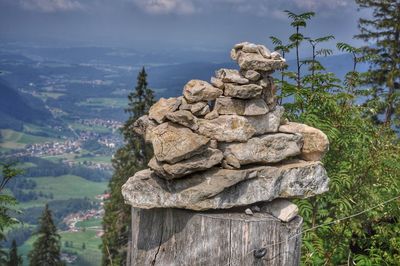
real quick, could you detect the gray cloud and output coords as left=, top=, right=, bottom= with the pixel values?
left=18, top=0, right=84, bottom=12
left=132, top=0, right=196, bottom=15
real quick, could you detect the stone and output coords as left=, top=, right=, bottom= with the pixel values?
left=194, top=104, right=210, bottom=116
left=165, top=110, right=198, bottom=131
left=219, top=133, right=303, bottom=165
left=237, top=52, right=286, bottom=72
left=210, top=77, right=224, bottom=89
left=215, top=68, right=249, bottom=84
left=214, top=97, right=268, bottom=116
left=224, top=83, right=263, bottom=99
left=260, top=199, right=299, bottom=222
left=183, top=79, right=222, bottom=103
left=190, top=101, right=208, bottom=114
left=122, top=161, right=329, bottom=210
left=148, top=97, right=181, bottom=124
left=132, top=115, right=158, bottom=143
left=244, top=98, right=269, bottom=115
left=251, top=205, right=261, bottom=212
left=179, top=97, right=191, bottom=110
left=148, top=148, right=223, bottom=179
left=191, top=161, right=329, bottom=210
left=204, top=109, right=219, bottom=120
left=279, top=122, right=329, bottom=161
left=197, top=115, right=256, bottom=142
left=122, top=167, right=257, bottom=209
left=270, top=51, right=282, bottom=60
left=209, top=139, right=218, bottom=149
left=242, top=70, right=261, bottom=81
left=246, top=106, right=284, bottom=135
left=223, top=154, right=241, bottom=169
left=151, top=122, right=209, bottom=164
left=245, top=208, right=254, bottom=215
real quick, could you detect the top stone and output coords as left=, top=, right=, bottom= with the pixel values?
left=231, top=42, right=286, bottom=71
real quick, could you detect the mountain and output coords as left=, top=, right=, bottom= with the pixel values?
left=0, top=78, right=52, bottom=130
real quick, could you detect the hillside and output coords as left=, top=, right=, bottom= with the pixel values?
left=0, top=78, right=52, bottom=130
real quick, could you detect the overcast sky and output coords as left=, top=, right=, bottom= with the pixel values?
left=0, top=0, right=369, bottom=54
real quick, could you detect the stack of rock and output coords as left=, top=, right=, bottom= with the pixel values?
left=122, top=42, right=329, bottom=222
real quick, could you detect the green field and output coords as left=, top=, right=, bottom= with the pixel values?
left=70, top=122, right=112, bottom=134
left=18, top=175, right=107, bottom=209
left=77, top=97, right=127, bottom=108
left=0, top=129, right=55, bottom=149
left=18, top=228, right=102, bottom=266
left=76, top=218, right=102, bottom=229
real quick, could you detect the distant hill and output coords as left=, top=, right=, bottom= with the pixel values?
left=0, top=78, right=52, bottom=130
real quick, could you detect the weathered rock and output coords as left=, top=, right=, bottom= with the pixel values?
left=197, top=115, right=256, bottom=142
left=210, top=77, right=224, bottom=89
left=246, top=106, right=284, bottom=135
left=132, top=115, right=158, bottom=143
left=209, top=139, right=218, bottom=149
left=245, top=208, right=254, bottom=215
left=237, top=53, right=286, bottom=71
left=194, top=104, right=210, bottom=116
left=223, top=154, right=241, bottom=169
left=122, top=167, right=257, bottom=209
left=244, top=98, right=269, bottom=115
left=215, top=68, right=248, bottom=84
left=183, top=79, right=222, bottom=103
left=204, top=109, right=219, bottom=120
left=122, top=161, right=329, bottom=210
left=179, top=97, right=191, bottom=110
left=224, top=83, right=263, bottom=99
left=214, top=97, right=268, bottom=116
left=148, top=97, right=181, bottom=123
left=242, top=70, right=261, bottom=81
left=191, top=161, right=329, bottom=210
left=270, top=51, right=282, bottom=60
left=148, top=148, right=223, bottom=179
left=190, top=101, right=208, bottom=114
left=151, top=122, right=209, bottom=164
left=165, top=110, right=198, bottom=131
left=279, top=122, right=329, bottom=161
left=260, top=199, right=299, bottom=222
left=219, top=133, right=303, bottom=165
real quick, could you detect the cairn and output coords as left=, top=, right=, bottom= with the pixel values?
left=122, top=42, right=329, bottom=222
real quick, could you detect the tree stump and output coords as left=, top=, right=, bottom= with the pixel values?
left=128, top=207, right=302, bottom=266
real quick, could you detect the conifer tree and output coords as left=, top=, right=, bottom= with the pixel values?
left=102, top=67, right=155, bottom=265
left=8, top=239, right=22, bottom=266
left=28, top=205, right=63, bottom=266
left=355, top=0, right=400, bottom=126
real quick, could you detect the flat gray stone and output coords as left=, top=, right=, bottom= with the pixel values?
left=183, top=79, right=222, bottom=103
left=219, top=133, right=303, bottom=165
left=197, top=115, right=256, bottom=142
left=148, top=148, right=223, bottom=179
left=215, top=68, right=249, bottom=84
left=122, top=167, right=257, bottom=209
left=148, top=97, right=181, bottom=124
left=165, top=110, right=198, bottom=131
left=150, top=122, right=209, bottom=164
left=224, top=83, right=263, bottom=99
left=246, top=106, right=284, bottom=135
left=214, top=97, right=268, bottom=116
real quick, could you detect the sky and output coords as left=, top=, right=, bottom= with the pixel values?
left=0, top=0, right=369, bottom=54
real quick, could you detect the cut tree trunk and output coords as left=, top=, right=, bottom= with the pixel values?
left=127, top=207, right=302, bottom=266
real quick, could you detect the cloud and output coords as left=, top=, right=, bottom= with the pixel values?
left=19, top=0, right=84, bottom=13
left=133, top=0, right=196, bottom=15
left=132, top=0, right=353, bottom=17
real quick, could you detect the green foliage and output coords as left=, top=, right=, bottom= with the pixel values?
left=355, top=0, right=400, bottom=127
left=101, top=67, right=155, bottom=265
left=28, top=204, right=64, bottom=266
left=274, top=10, right=400, bottom=265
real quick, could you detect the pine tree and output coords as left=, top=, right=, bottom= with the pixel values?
left=28, top=205, right=63, bottom=266
left=8, top=239, right=22, bottom=266
left=355, top=0, right=400, bottom=126
left=102, top=67, right=155, bottom=265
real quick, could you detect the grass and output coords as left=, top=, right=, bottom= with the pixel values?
left=76, top=217, right=102, bottom=229
left=18, top=229, right=102, bottom=266
left=18, top=175, right=108, bottom=209
left=76, top=97, right=127, bottom=109
left=74, top=155, right=111, bottom=164
left=0, top=129, right=56, bottom=150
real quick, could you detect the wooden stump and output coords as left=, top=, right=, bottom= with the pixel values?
left=128, top=207, right=302, bottom=266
